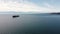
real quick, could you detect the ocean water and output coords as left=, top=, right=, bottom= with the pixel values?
left=0, top=14, right=60, bottom=34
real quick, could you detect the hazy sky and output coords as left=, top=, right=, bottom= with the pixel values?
left=0, top=0, right=60, bottom=13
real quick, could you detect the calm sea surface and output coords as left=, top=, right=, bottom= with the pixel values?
left=0, top=14, right=60, bottom=34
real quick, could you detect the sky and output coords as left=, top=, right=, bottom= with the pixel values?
left=0, top=0, right=60, bottom=13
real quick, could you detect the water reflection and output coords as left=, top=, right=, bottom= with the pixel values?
left=0, top=14, right=60, bottom=34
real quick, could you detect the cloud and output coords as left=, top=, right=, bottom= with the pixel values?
left=43, top=2, right=60, bottom=13
left=0, top=0, right=59, bottom=13
left=0, top=0, right=49, bottom=13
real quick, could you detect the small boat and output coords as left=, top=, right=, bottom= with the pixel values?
left=12, top=15, right=19, bottom=18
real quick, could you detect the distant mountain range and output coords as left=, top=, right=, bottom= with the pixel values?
left=0, top=12, right=41, bottom=14
left=50, top=12, right=60, bottom=15
left=0, top=11, right=60, bottom=15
